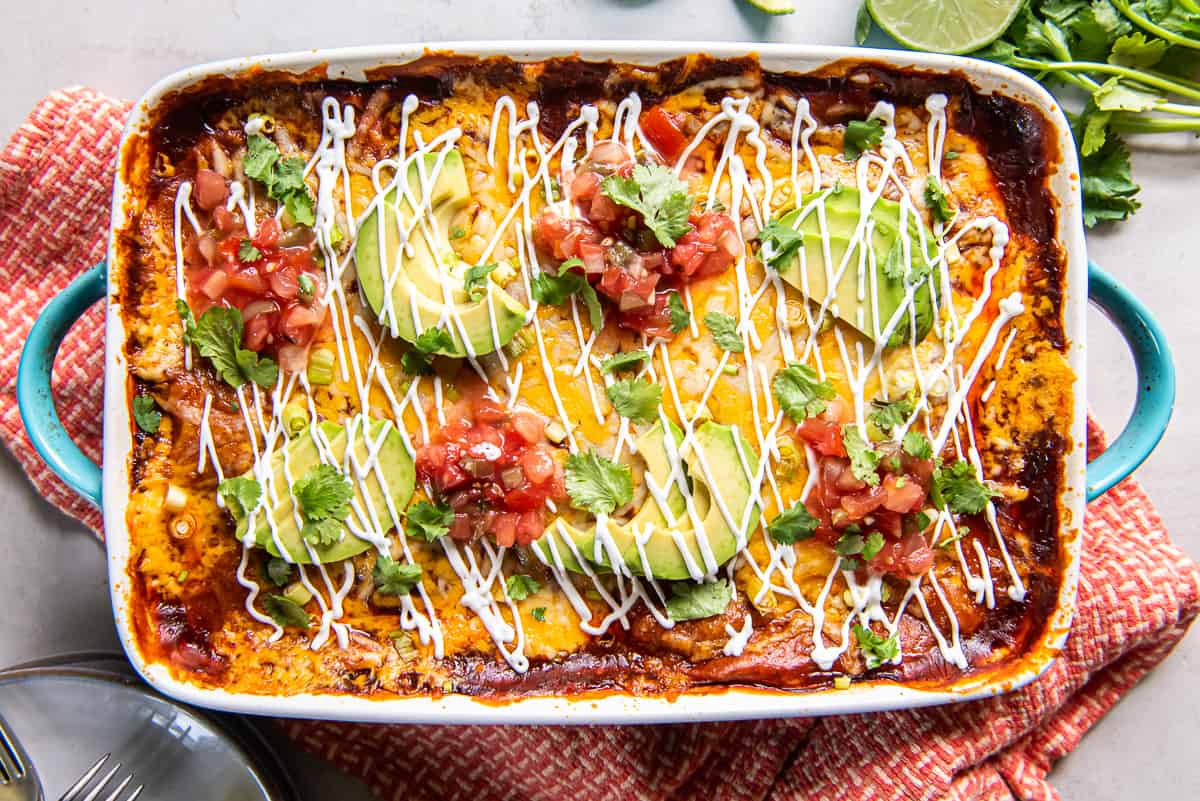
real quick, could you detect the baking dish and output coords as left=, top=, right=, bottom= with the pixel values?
left=16, top=41, right=1174, bottom=724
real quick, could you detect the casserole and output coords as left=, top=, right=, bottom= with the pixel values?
left=17, top=42, right=1174, bottom=724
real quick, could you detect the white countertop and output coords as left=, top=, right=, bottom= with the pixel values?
left=2, top=2, right=1197, bottom=799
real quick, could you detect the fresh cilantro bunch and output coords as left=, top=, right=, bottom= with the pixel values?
left=859, top=0, right=1200, bottom=227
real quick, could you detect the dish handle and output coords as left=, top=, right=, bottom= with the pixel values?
left=17, top=262, right=107, bottom=507
left=1086, top=262, right=1174, bottom=501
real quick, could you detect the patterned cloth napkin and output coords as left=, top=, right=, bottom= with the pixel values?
left=3, top=88, right=1197, bottom=801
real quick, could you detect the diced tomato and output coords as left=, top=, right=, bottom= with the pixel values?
left=616, top=291, right=676, bottom=339
left=670, top=212, right=743, bottom=280
left=882, top=473, right=926, bottom=513
left=570, top=171, right=601, bottom=203
left=841, top=486, right=886, bottom=518
left=414, top=395, right=566, bottom=547
left=211, top=205, right=238, bottom=234
left=267, top=268, right=299, bottom=300
left=253, top=216, right=281, bottom=250
left=243, top=313, right=274, bottom=351
left=278, top=303, right=323, bottom=345
left=194, top=169, right=229, bottom=211
left=641, top=106, right=689, bottom=162
left=794, top=415, right=846, bottom=457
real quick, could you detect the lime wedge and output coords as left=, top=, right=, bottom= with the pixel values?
left=866, top=0, right=1022, bottom=55
left=745, top=0, right=795, bottom=15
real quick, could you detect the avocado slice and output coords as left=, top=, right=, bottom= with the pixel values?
left=355, top=149, right=527, bottom=358
left=230, top=417, right=415, bottom=564
left=773, top=187, right=936, bottom=348
left=532, top=421, right=760, bottom=581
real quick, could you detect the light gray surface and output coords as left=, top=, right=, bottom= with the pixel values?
left=0, top=2, right=1196, bottom=800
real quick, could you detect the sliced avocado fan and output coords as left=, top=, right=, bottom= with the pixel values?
left=355, top=149, right=528, bottom=358
left=771, top=187, right=937, bottom=348
left=228, top=416, right=415, bottom=564
left=533, top=420, right=761, bottom=581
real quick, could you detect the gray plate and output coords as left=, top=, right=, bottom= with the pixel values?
left=0, top=652, right=297, bottom=801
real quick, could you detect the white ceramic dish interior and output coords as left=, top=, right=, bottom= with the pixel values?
left=100, top=41, right=1088, bottom=724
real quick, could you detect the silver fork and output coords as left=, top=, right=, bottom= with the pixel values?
left=57, top=756, right=141, bottom=801
left=0, top=713, right=42, bottom=801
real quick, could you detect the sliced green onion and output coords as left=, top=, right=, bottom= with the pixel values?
left=281, top=403, right=310, bottom=436
left=297, top=274, right=315, bottom=303
left=283, top=582, right=312, bottom=606
left=307, top=347, right=335, bottom=385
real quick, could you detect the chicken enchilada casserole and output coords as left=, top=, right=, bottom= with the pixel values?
left=114, top=52, right=1076, bottom=700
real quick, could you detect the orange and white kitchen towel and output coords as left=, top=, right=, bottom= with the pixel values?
left=3, top=88, right=1197, bottom=801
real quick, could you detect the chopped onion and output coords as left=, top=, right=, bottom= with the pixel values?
left=164, top=483, right=189, bottom=512
left=462, top=458, right=495, bottom=479
left=242, top=299, right=280, bottom=320
left=278, top=344, right=309, bottom=375
left=500, top=467, right=525, bottom=489
left=619, top=290, right=651, bottom=311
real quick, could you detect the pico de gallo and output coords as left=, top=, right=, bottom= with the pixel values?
left=414, top=380, right=567, bottom=548
left=794, top=399, right=936, bottom=579
left=533, top=128, right=743, bottom=338
left=182, top=168, right=328, bottom=374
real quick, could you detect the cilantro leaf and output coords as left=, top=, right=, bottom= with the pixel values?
left=601, top=164, right=694, bottom=247
left=531, top=606, right=547, bottom=622
left=243, top=134, right=279, bottom=181
left=505, top=574, right=542, bottom=600
left=931, top=460, right=997, bottom=515
left=862, top=531, right=885, bottom=561
left=767, top=503, right=819, bottom=545
left=1080, top=132, right=1141, bottom=227
left=600, top=350, right=650, bottom=374
left=704, top=311, right=744, bottom=353
left=176, top=299, right=197, bottom=345
left=757, top=216, right=804, bottom=269
left=401, top=327, right=456, bottom=376
left=869, top=396, right=914, bottom=434
left=463, top=262, right=499, bottom=301
left=668, top=291, right=690, bottom=334
left=565, top=451, right=633, bottom=516
left=264, top=594, right=311, bottom=629
left=835, top=532, right=864, bottom=556
left=1109, top=32, right=1167, bottom=68
left=1093, top=77, right=1163, bottom=112
left=302, top=518, right=344, bottom=546
left=924, top=177, right=953, bottom=223
left=373, top=554, right=423, bottom=595
left=406, top=500, right=453, bottom=542
left=292, top=464, right=354, bottom=545
left=853, top=623, right=898, bottom=669
left=882, top=239, right=907, bottom=281
left=238, top=239, right=262, bottom=263
left=242, top=133, right=315, bottom=228
left=843, top=119, right=884, bottom=160
left=665, top=579, right=734, bottom=622
left=843, top=426, right=881, bottom=486
left=773, top=362, right=836, bottom=422
left=530, top=264, right=603, bottom=330
left=902, top=430, right=934, bottom=460
left=605, top=378, right=662, bottom=424
left=266, top=557, right=293, bottom=587
left=190, top=306, right=278, bottom=388
left=854, top=1, right=873, bottom=45
left=132, top=396, right=161, bottom=434
left=218, top=476, right=262, bottom=518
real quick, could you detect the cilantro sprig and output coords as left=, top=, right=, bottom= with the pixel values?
left=293, top=463, right=354, bottom=546
left=667, top=291, right=691, bottom=334
left=244, top=133, right=316, bottom=226
left=530, top=259, right=603, bottom=330
left=606, top=378, right=662, bottom=423
left=406, top=500, right=453, bottom=542
left=401, top=328, right=456, bottom=376
left=601, top=164, right=694, bottom=247
left=132, top=396, right=162, bottom=434
left=931, top=460, right=998, bottom=515
left=853, top=623, right=899, bottom=669
left=505, top=574, right=542, bottom=600
left=773, top=363, right=837, bottom=422
left=767, top=503, right=820, bottom=545
left=843, top=118, right=885, bottom=160
left=565, top=451, right=633, bottom=516
left=179, top=302, right=278, bottom=388
left=757, top=216, right=804, bottom=269
left=704, top=311, right=744, bottom=353
left=665, top=579, right=734, bottom=622
left=373, top=554, right=423, bottom=595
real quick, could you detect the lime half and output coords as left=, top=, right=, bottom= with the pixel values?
left=866, top=0, right=1022, bottom=55
left=746, top=0, right=795, bottom=15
